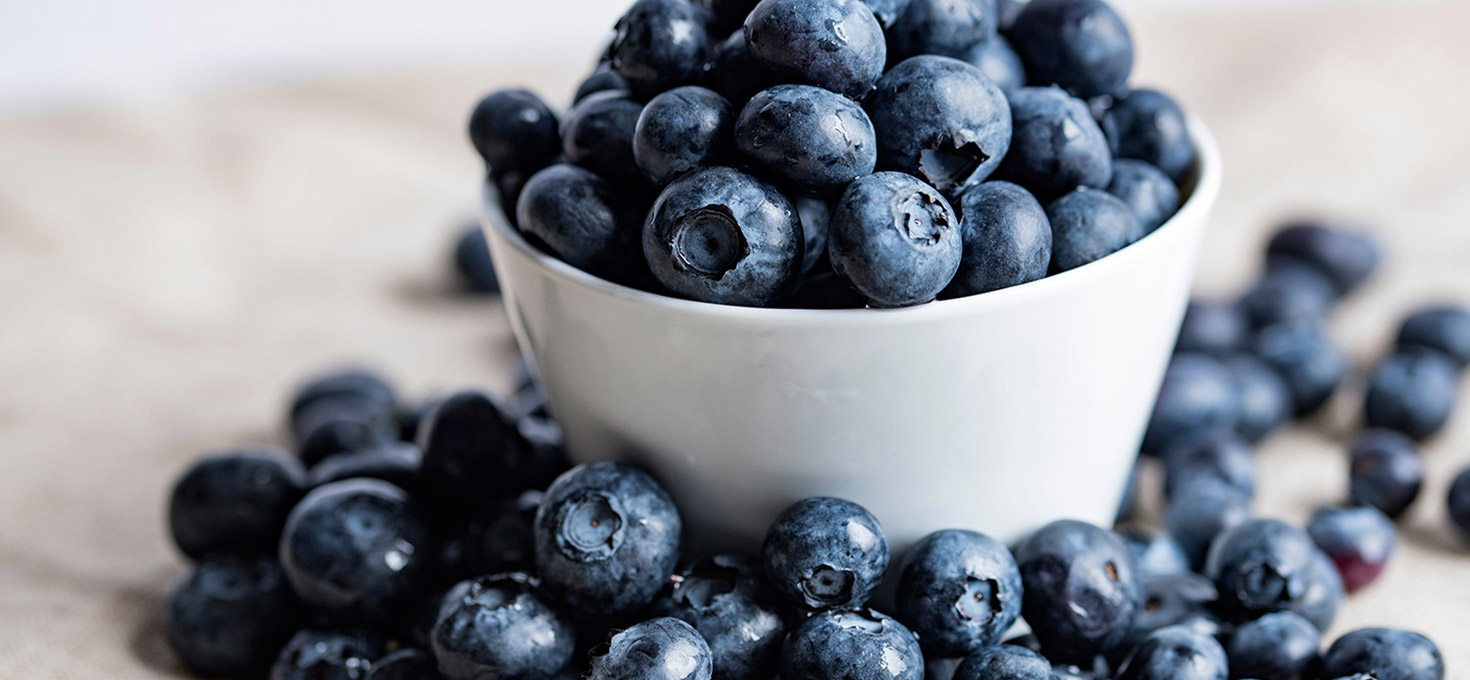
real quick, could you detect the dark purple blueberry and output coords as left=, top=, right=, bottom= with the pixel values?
left=1014, top=520, right=1141, bottom=664
left=887, top=0, right=999, bottom=61
left=366, top=649, right=440, bottom=680
left=943, top=181, right=1051, bottom=297
left=654, top=555, right=788, bottom=680
left=1222, top=353, right=1293, bottom=443
left=744, top=0, right=887, bottom=99
left=1046, top=187, right=1142, bottom=272
left=1106, top=159, right=1178, bottom=233
left=1115, top=625, right=1227, bottom=680
left=1164, top=477, right=1250, bottom=571
left=1161, top=431, right=1254, bottom=501
left=1320, top=628, right=1444, bottom=680
left=467, top=89, right=561, bottom=175
left=999, top=86, right=1113, bottom=202
left=1252, top=318, right=1347, bottom=417
left=1175, top=301, right=1248, bottom=356
left=634, top=86, right=735, bottom=186
left=610, top=0, right=712, bottom=97
left=451, top=225, right=499, bottom=294
left=1203, top=518, right=1342, bottom=630
left=166, top=555, right=301, bottom=678
left=1118, top=527, right=1191, bottom=578
left=1009, top=0, right=1134, bottom=99
left=590, top=617, right=714, bottom=680
left=895, top=529, right=1023, bottom=656
left=779, top=609, right=924, bottom=680
left=1307, top=505, right=1396, bottom=593
left=1396, top=304, right=1470, bottom=369
left=561, top=92, right=646, bottom=186
left=1142, top=353, right=1240, bottom=455
left=1265, top=221, right=1381, bottom=297
left=953, top=645, right=1052, bottom=680
left=1239, top=259, right=1337, bottom=330
left=795, top=196, right=832, bottom=275
left=169, top=448, right=307, bottom=559
left=1363, top=347, right=1460, bottom=441
left=575, top=62, right=631, bottom=103
left=431, top=574, right=576, bottom=680
left=516, top=163, right=646, bottom=284
left=1101, top=88, right=1195, bottom=183
left=308, top=443, right=421, bottom=493
left=735, top=84, right=878, bottom=194
left=1226, top=611, right=1321, bottom=680
left=270, top=629, right=386, bottom=680
left=417, top=391, right=525, bottom=519
left=762, top=497, right=890, bottom=610
left=828, top=172, right=963, bottom=308
left=701, top=29, right=781, bottom=103
left=1348, top=429, right=1423, bottom=520
left=1451, top=467, right=1470, bottom=541
left=963, top=34, right=1027, bottom=94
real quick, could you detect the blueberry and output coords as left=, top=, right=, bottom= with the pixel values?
left=1448, top=467, right=1470, bottom=540
left=1226, top=611, right=1321, bottom=680
left=467, top=89, right=561, bottom=175
left=1396, top=304, right=1470, bottom=369
left=952, top=645, right=1052, bottom=680
left=431, top=573, right=576, bottom=680
left=517, top=163, right=645, bottom=284
left=575, top=62, right=631, bottom=103
left=795, top=196, right=832, bottom=274
left=308, top=443, right=422, bottom=493
left=1348, top=429, right=1423, bottom=520
left=534, top=461, right=682, bottom=614
left=1110, top=573, right=1220, bottom=665
left=1100, top=89, right=1195, bottom=183
left=1222, top=353, right=1293, bottom=443
left=437, top=492, right=541, bottom=582
left=701, top=29, right=781, bottom=103
left=166, top=555, right=301, bottom=678
left=643, top=166, right=803, bottom=306
left=1014, top=519, right=1141, bottom=663
left=1175, top=301, right=1248, bottom=356
left=1307, top=505, right=1396, bottom=594
left=294, top=397, right=398, bottom=467
left=289, top=368, right=397, bottom=424
left=1163, top=477, right=1250, bottom=571
left=887, top=0, right=998, bottom=61
left=634, top=86, right=735, bottom=186
left=562, top=91, right=646, bottom=184
left=1203, top=518, right=1342, bottom=630
left=589, top=617, right=714, bottom=680
left=1238, top=259, right=1337, bottom=330
left=762, top=497, right=889, bottom=609
left=1115, top=625, right=1227, bottom=680
left=779, top=268, right=868, bottom=309
left=779, top=609, right=925, bottom=680
left=1106, top=160, right=1178, bottom=233
left=417, top=391, right=525, bottom=519
left=859, top=0, right=915, bottom=27
left=744, top=0, right=887, bottom=99
left=492, top=168, right=533, bottom=221
left=866, top=56, right=1012, bottom=194
left=1046, top=187, right=1142, bottom=272
left=1009, top=0, right=1133, bottom=98
left=964, top=34, right=1027, bottom=94
left=1161, top=431, right=1254, bottom=501
left=1252, top=318, right=1347, bottom=417
left=943, top=181, right=1051, bottom=297
left=999, top=87, right=1113, bottom=201
left=828, top=172, right=963, bottom=307
left=452, top=225, right=499, bottom=294
left=610, top=0, right=711, bottom=97
left=270, top=629, right=386, bottom=680
left=1141, top=353, right=1239, bottom=456
left=1265, top=221, right=1380, bottom=296
left=895, top=529, right=1023, bottom=656
left=654, top=555, right=787, bottom=680
left=1363, top=347, right=1460, bottom=441
left=366, top=649, right=440, bottom=680
left=278, top=479, right=431, bottom=622
left=1320, top=628, right=1444, bottom=680
left=170, top=449, right=307, bottom=559
left=736, top=85, right=878, bottom=194
left=1118, top=527, right=1191, bottom=578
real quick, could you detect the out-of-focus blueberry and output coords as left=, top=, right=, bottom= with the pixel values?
left=1226, top=611, right=1321, bottom=680
left=467, top=89, right=561, bottom=175
left=452, top=225, right=499, bottom=294
left=943, top=181, right=1051, bottom=297
left=1014, top=520, right=1141, bottom=664
left=701, top=29, right=781, bottom=104
left=762, top=497, right=890, bottom=610
left=417, top=391, right=525, bottom=519
left=1101, top=89, right=1195, bottom=183
left=366, top=649, right=440, bottom=680
left=1106, top=159, right=1178, bottom=233
left=828, top=172, right=963, bottom=307
left=1204, top=518, right=1343, bottom=631
left=293, top=396, right=398, bottom=467
left=517, top=164, right=646, bottom=285
left=589, top=617, right=714, bottom=680
left=308, top=442, right=422, bottom=493
left=270, top=629, right=386, bottom=680
left=1320, top=628, right=1444, bottom=680
left=999, top=87, right=1112, bottom=202
left=1396, top=304, right=1470, bottom=369
left=170, top=448, right=307, bottom=559
left=1222, top=353, right=1293, bottom=443
left=1252, top=318, right=1347, bottom=417
left=1265, top=221, right=1381, bottom=296
left=561, top=92, right=646, bottom=186
left=952, top=645, right=1052, bottom=680
left=1141, top=353, right=1240, bottom=456
left=431, top=573, right=576, bottom=680
left=1363, top=347, right=1460, bottom=441
left=887, top=0, right=998, bottom=61
left=166, top=555, right=300, bottom=679
left=963, top=35, right=1027, bottom=94
left=1118, top=527, right=1191, bottom=578
left=1349, top=429, right=1423, bottom=520
left=1110, top=572, right=1220, bottom=665
left=1009, top=0, right=1134, bottom=99
left=795, top=196, right=832, bottom=275
left=1164, top=477, right=1250, bottom=571
left=634, top=86, right=735, bottom=186
left=654, top=555, right=788, bottom=680
left=1239, top=259, right=1337, bottom=330
left=735, top=84, right=877, bottom=194
left=780, top=609, right=925, bottom=680
left=1448, top=467, right=1470, bottom=540
left=1161, top=431, right=1254, bottom=501
left=744, top=0, right=887, bottom=99
left=610, top=0, right=711, bottom=97
left=575, top=62, right=630, bottom=104
left=1307, top=505, right=1396, bottom=593
left=696, top=0, right=762, bottom=33
left=1115, top=625, right=1227, bottom=680
left=895, top=529, right=1023, bottom=656
left=436, top=491, right=541, bottom=583
left=997, top=0, right=1027, bottom=30
left=1175, top=301, right=1248, bottom=356
left=1046, top=187, right=1142, bottom=272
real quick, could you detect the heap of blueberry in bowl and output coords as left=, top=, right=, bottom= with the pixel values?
left=469, top=0, right=1198, bottom=308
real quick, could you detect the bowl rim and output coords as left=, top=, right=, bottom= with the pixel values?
left=482, top=114, right=1222, bottom=327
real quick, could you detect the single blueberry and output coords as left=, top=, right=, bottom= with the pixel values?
left=642, top=166, right=803, bottom=306
left=1265, top=221, right=1381, bottom=296
left=451, top=225, right=499, bottom=294
left=762, top=497, right=889, bottom=610
left=1106, top=159, right=1178, bottom=233
left=308, top=443, right=421, bottom=493
left=517, top=163, right=646, bottom=284
left=654, top=555, right=788, bottom=680
left=1448, top=467, right=1470, bottom=540
left=1363, top=347, right=1460, bottom=441
left=293, top=396, right=398, bottom=467
left=561, top=91, right=646, bottom=185
left=887, top=0, right=998, bottom=61
left=942, top=180, right=1051, bottom=297
left=1118, top=527, right=1191, bottom=578
left=610, top=0, right=712, bottom=97
left=166, top=555, right=301, bottom=678
left=963, top=34, right=1027, bottom=94
left=467, top=89, right=561, bottom=175
left=169, top=448, right=307, bottom=559
left=634, top=86, right=735, bottom=186
left=1396, top=304, right=1470, bottom=369
left=1348, top=429, right=1423, bottom=520
left=735, top=85, right=878, bottom=194
left=589, top=617, right=714, bottom=680
left=1161, top=431, right=1254, bottom=501
left=1101, top=88, right=1195, bottom=183
left=744, top=0, right=887, bottom=99
left=1163, top=477, right=1250, bottom=571
left=952, top=645, right=1052, bottom=680
left=1141, top=353, right=1240, bottom=456
left=417, top=391, right=525, bottom=519
left=795, top=196, right=832, bottom=275
left=534, top=461, right=682, bottom=614
left=289, top=367, right=397, bottom=428
left=1110, top=572, right=1220, bottom=665
left=431, top=573, right=576, bottom=680
left=701, top=29, right=781, bottom=104
left=575, top=62, right=631, bottom=104
left=779, top=609, right=925, bottom=680
left=1175, top=301, right=1248, bottom=356
left=1046, top=187, right=1142, bottom=272
left=827, top=172, right=963, bottom=307
left=1014, top=519, right=1141, bottom=664
left=866, top=55, right=1012, bottom=195
left=895, top=529, right=1023, bottom=656
left=1204, top=518, right=1343, bottom=630
left=1222, top=353, right=1293, bottom=443
left=270, top=629, right=386, bottom=680
left=1115, top=625, right=1227, bottom=680
left=1320, top=628, right=1444, bottom=680
left=999, top=87, right=1113, bottom=202
left=1252, top=318, right=1347, bottom=417
left=1307, top=505, right=1396, bottom=593
left=1009, top=0, right=1134, bottom=99
left=1239, top=258, right=1338, bottom=331
left=1226, top=611, right=1321, bottom=680
left=366, top=649, right=441, bottom=680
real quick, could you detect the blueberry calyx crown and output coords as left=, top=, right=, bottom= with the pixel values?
left=556, top=492, right=626, bottom=561
left=893, top=191, right=951, bottom=246
left=672, top=205, right=750, bottom=279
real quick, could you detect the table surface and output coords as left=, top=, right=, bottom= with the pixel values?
left=3, top=1, right=1469, bottom=677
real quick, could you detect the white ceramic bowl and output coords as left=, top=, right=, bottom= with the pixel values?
left=483, top=118, right=1221, bottom=554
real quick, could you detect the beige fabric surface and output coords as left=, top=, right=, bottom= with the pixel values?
left=2, top=1, right=1469, bottom=677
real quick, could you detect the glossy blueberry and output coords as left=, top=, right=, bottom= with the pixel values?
left=562, top=91, right=645, bottom=183
left=1226, top=611, right=1321, bottom=680
left=1106, top=159, right=1178, bottom=233
left=780, top=609, right=924, bottom=680
left=517, top=163, right=644, bottom=284
left=451, top=225, right=499, bottom=294
left=1266, top=221, right=1380, bottom=296
left=866, top=56, right=1012, bottom=195
left=744, top=0, right=887, bottom=99
left=1239, top=259, right=1337, bottom=330
left=1161, top=431, right=1254, bottom=501
left=643, top=166, right=803, bottom=306
left=534, top=461, right=682, bottom=614
left=999, top=87, right=1112, bottom=202
left=762, top=497, right=889, bottom=609
left=270, top=629, right=386, bottom=680
left=828, top=172, right=962, bottom=307
left=589, top=617, right=714, bottom=680
left=467, top=89, right=561, bottom=175
left=654, top=555, right=787, bottom=680
left=895, top=529, right=1023, bottom=656
left=1046, top=187, right=1142, bottom=272
left=634, top=86, right=734, bottom=187
left=1223, top=353, right=1293, bottom=443
left=431, top=573, right=575, bottom=680
left=1175, top=301, right=1248, bottom=355
left=308, top=443, right=421, bottom=492
left=366, top=649, right=440, bottom=680
left=1204, top=518, right=1343, bottom=630
left=964, top=35, right=1027, bottom=94
left=1307, top=505, right=1396, bottom=593
left=1396, top=304, right=1470, bottom=369
left=701, top=29, right=781, bottom=104
left=1014, top=519, right=1141, bottom=664
left=1118, top=527, right=1191, bottom=578
left=610, top=0, right=711, bottom=97
left=779, top=269, right=867, bottom=309
left=1448, top=467, right=1470, bottom=540
left=1142, top=353, right=1239, bottom=455
left=1163, top=477, right=1250, bottom=571
left=170, top=448, right=307, bottom=559
left=735, top=85, right=877, bottom=194
left=1252, top=318, right=1347, bottom=416
left=417, top=390, right=525, bottom=519
left=1364, top=348, right=1459, bottom=441
left=953, top=645, right=1051, bottom=680
left=887, top=0, right=998, bottom=61
left=795, top=196, right=832, bottom=274
left=166, top=555, right=300, bottom=678
left=1101, top=89, right=1195, bottom=182
left=943, top=181, right=1051, bottom=297
left=1348, top=429, right=1423, bottom=520
left=1320, top=628, right=1444, bottom=680
left=1010, top=0, right=1133, bottom=98
left=1115, top=625, right=1227, bottom=680
left=575, top=62, right=631, bottom=104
